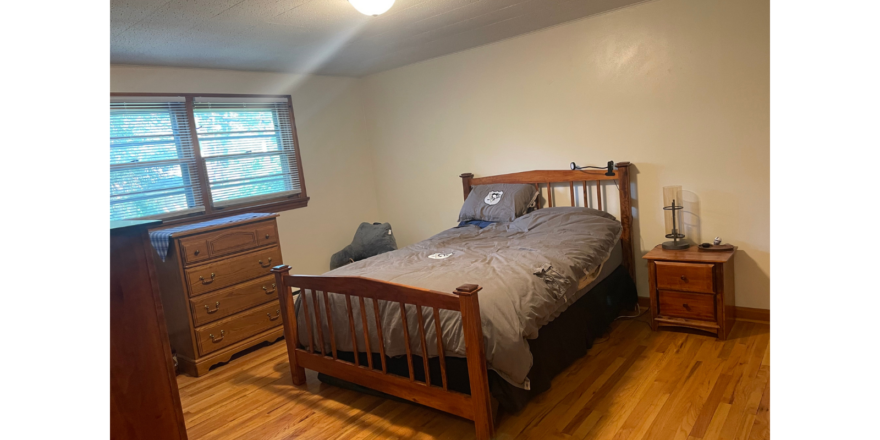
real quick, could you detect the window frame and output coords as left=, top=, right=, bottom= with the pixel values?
left=110, top=92, right=309, bottom=226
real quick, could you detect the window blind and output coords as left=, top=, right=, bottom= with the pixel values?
left=193, top=99, right=302, bottom=208
left=110, top=100, right=205, bottom=221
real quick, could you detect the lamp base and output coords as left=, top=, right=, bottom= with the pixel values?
left=662, top=240, right=690, bottom=250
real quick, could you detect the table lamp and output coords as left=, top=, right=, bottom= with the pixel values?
left=662, top=185, right=689, bottom=250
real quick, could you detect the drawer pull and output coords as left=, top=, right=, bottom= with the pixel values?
left=194, top=249, right=200, bottom=255
left=199, top=273, right=216, bottom=284
left=265, top=234, right=270, bottom=239
left=263, top=283, right=277, bottom=294
left=267, top=310, right=281, bottom=321
left=209, top=330, right=225, bottom=343
left=680, top=275, right=687, bottom=281
left=259, top=258, right=272, bottom=268
left=204, top=302, right=220, bottom=314
left=682, top=303, right=690, bottom=310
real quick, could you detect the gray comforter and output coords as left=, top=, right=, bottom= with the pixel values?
left=295, top=207, right=622, bottom=388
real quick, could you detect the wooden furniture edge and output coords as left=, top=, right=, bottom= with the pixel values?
left=149, top=213, right=281, bottom=237
left=637, top=297, right=769, bottom=324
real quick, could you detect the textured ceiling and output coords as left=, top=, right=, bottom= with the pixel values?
left=111, top=0, right=647, bottom=77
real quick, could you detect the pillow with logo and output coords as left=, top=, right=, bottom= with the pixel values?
left=458, top=184, right=538, bottom=223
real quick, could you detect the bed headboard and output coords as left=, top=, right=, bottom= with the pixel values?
left=460, top=162, right=635, bottom=280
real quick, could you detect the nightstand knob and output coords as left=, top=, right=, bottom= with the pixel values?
left=683, top=303, right=690, bottom=310
left=265, top=234, right=270, bottom=239
left=194, top=250, right=200, bottom=255
left=680, top=275, right=687, bottom=281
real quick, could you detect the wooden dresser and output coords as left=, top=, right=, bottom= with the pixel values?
left=643, top=245, right=737, bottom=340
left=152, top=214, right=286, bottom=376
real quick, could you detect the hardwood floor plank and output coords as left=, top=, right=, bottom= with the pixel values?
left=746, top=376, right=770, bottom=440
left=561, top=345, right=647, bottom=434
left=702, top=402, right=732, bottom=440
left=176, top=321, right=769, bottom=440
left=689, top=374, right=733, bottom=438
left=580, top=342, right=682, bottom=439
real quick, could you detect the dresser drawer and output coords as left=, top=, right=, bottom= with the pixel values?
left=255, top=222, right=279, bottom=247
left=196, top=301, right=282, bottom=356
left=179, top=219, right=278, bottom=265
left=185, top=246, right=282, bottom=297
left=179, top=238, right=210, bottom=265
left=189, top=275, right=279, bottom=326
left=658, top=290, right=716, bottom=321
left=655, top=261, right=714, bottom=294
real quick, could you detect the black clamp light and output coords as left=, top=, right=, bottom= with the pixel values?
left=570, top=160, right=615, bottom=176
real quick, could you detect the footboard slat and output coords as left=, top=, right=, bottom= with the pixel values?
left=300, top=289, right=315, bottom=354
left=371, top=299, right=388, bottom=373
left=310, top=290, right=325, bottom=356
left=322, top=291, right=338, bottom=360
left=432, top=306, right=448, bottom=390
left=416, top=305, right=431, bottom=386
left=344, top=294, right=360, bottom=367
left=358, top=296, right=374, bottom=370
left=399, top=302, right=415, bottom=381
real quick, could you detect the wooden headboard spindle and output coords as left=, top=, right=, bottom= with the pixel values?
left=459, top=162, right=634, bottom=281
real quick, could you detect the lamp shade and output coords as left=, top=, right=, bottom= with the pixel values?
left=349, top=0, right=395, bottom=16
left=662, top=185, right=682, bottom=233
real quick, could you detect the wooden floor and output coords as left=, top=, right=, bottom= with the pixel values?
left=177, top=314, right=769, bottom=440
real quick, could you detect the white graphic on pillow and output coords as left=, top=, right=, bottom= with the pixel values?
left=484, top=191, right=503, bottom=205
left=428, top=252, right=453, bottom=259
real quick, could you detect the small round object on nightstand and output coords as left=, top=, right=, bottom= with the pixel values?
left=713, top=236, right=722, bottom=245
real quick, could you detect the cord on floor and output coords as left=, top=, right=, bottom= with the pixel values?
left=592, top=304, right=651, bottom=345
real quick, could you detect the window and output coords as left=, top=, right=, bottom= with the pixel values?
left=109, top=94, right=308, bottom=222
left=193, top=98, right=302, bottom=207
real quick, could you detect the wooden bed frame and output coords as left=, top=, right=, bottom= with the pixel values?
left=271, top=163, right=634, bottom=440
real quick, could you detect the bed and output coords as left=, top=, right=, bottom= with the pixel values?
left=271, top=164, right=637, bottom=440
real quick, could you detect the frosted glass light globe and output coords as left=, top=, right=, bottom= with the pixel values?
left=349, top=0, right=395, bottom=16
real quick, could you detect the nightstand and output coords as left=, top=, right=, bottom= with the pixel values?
left=643, top=245, right=736, bottom=340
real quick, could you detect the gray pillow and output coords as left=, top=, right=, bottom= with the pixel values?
left=458, top=184, right=538, bottom=222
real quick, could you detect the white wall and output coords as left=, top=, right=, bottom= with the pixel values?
left=110, top=65, right=381, bottom=275
left=361, top=0, right=770, bottom=308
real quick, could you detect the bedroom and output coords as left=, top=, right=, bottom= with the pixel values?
left=5, top=0, right=878, bottom=439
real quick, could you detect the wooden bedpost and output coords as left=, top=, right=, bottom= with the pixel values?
left=460, top=173, right=474, bottom=201
left=615, top=162, right=636, bottom=281
left=272, top=265, right=307, bottom=385
left=454, top=283, right=494, bottom=440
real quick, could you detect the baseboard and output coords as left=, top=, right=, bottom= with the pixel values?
left=636, top=297, right=769, bottom=324
left=734, top=306, right=770, bottom=324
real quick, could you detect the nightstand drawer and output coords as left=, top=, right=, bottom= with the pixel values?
left=658, top=290, right=715, bottom=321
left=655, top=261, right=714, bottom=293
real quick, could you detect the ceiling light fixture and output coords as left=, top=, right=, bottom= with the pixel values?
left=349, top=0, right=395, bottom=16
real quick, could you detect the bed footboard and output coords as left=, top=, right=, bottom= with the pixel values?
left=271, top=265, right=495, bottom=440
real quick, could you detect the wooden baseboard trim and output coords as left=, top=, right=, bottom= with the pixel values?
left=735, top=306, right=770, bottom=324
left=636, top=297, right=769, bottom=324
